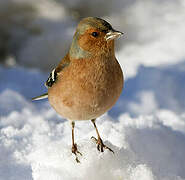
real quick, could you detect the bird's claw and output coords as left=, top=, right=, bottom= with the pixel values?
left=91, top=136, right=114, bottom=153
left=72, top=143, right=82, bottom=163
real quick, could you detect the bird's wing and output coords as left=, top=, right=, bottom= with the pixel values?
left=45, top=53, right=70, bottom=88
left=32, top=54, right=70, bottom=101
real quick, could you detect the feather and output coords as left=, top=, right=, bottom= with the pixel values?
left=45, top=69, right=57, bottom=88
left=32, top=93, right=48, bottom=101
left=45, top=54, right=70, bottom=88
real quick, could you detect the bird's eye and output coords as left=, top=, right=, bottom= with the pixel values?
left=91, top=32, right=99, bottom=37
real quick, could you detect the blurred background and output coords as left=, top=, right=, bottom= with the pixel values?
left=0, top=1, right=185, bottom=179
left=0, top=0, right=184, bottom=117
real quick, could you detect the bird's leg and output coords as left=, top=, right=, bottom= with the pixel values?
left=91, top=119, right=114, bottom=153
left=71, top=121, right=82, bottom=163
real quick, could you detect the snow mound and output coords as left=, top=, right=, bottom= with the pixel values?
left=0, top=67, right=185, bottom=180
left=1, top=102, right=185, bottom=180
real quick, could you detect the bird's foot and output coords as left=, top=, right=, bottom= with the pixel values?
left=91, top=136, right=114, bottom=153
left=72, top=143, right=82, bottom=163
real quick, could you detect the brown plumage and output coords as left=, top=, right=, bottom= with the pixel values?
left=33, top=17, right=124, bottom=162
left=48, top=51, right=123, bottom=120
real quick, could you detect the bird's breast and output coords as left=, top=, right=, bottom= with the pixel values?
left=48, top=57, right=123, bottom=120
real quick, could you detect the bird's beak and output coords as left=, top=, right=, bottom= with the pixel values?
left=105, top=29, right=124, bottom=41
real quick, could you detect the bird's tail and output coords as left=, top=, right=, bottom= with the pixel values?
left=32, top=93, right=48, bottom=101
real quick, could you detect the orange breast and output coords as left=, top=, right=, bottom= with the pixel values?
left=48, top=57, right=123, bottom=120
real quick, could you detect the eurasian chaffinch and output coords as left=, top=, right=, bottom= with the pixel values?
left=33, top=17, right=124, bottom=162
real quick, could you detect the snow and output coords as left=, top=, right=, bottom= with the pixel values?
left=0, top=0, right=185, bottom=179
left=0, top=65, right=185, bottom=180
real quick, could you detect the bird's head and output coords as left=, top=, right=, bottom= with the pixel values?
left=69, top=17, right=123, bottom=59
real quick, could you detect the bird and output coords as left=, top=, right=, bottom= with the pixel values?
left=32, top=17, right=124, bottom=162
